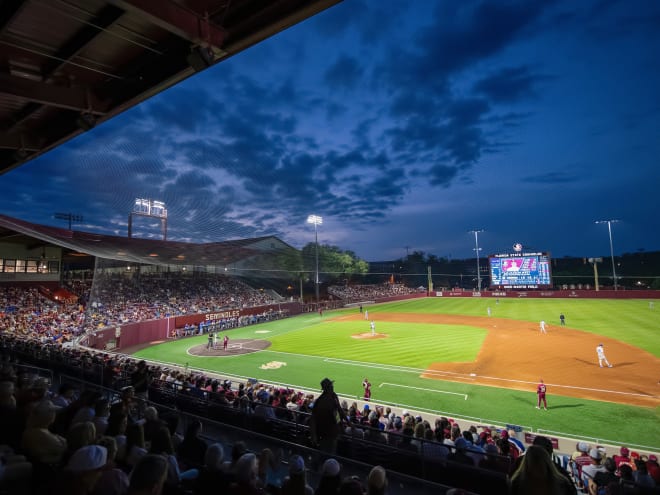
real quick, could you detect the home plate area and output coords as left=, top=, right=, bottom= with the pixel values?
left=189, top=339, right=271, bottom=356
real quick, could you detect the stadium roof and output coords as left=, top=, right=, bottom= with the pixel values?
left=0, top=214, right=298, bottom=267
left=0, top=0, right=341, bottom=175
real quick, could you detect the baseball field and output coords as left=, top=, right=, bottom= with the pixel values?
left=132, top=297, right=660, bottom=451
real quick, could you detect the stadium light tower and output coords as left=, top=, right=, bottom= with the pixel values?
left=468, top=229, right=484, bottom=291
left=307, top=215, right=323, bottom=304
left=595, top=219, right=619, bottom=290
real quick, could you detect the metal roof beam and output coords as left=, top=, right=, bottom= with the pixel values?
left=0, top=132, right=42, bottom=152
left=111, top=0, right=226, bottom=49
left=42, top=4, right=126, bottom=76
left=0, top=0, right=26, bottom=35
left=0, top=74, right=107, bottom=115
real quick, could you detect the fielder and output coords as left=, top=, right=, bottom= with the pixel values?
left=539, top=320, right=547, bottom=334
left=536, top=379, right=547, bottom=410
left=362, top=378, right=371, bottom=401
left=596, top=343, right=612, bottom=368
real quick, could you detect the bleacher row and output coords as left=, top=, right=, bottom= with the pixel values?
left=3, top=333, right=659, bottom=495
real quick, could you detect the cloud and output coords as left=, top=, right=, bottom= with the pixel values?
left=474, top=66, right=549, bottom=103
left=522, top=171, right=578, bottom=184
left=324, top=55, right=363, bottom=89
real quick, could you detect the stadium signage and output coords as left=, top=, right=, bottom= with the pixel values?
left=206, top=310, right=240, bottom=320
left=489, top=251, right=552, bottom=290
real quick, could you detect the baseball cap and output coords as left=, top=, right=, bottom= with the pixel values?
left=649, top=454, right=658, bottom=462
left=32, top=400, right=60, bottom=416
left=589, top=448, right=601, bottom=460
left=321, top=458, right=340, bottom=477
left=66, top=445, right=108, bottom=472
left=620, top=447, right=630, bottom=456
left=578, top=442, right=589, bottom=452
left=289, top=455, right=305, bottom=475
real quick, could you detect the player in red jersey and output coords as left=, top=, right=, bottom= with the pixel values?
left=223, top=334, right=229, bottom=351
left=536, top=379, right=547, bottom=410
left=362, top=378, right=371, bottom=401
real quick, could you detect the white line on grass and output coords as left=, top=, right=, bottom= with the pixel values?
left=381, top=382, right=468, bottom=400
left=186, top=344, right=657, bottom=400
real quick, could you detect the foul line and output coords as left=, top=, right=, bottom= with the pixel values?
left=381, top=382, right=468, bottom=400
left=186, top=344, right=656, bottom=400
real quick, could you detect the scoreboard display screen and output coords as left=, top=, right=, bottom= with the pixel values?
left=489, top=252, right=552, bottom=289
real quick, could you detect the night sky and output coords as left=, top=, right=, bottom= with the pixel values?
left=2, top=0, right=659, bottom=262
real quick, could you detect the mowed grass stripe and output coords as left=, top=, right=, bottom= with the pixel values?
left=268, top=322, right=486, bottom=368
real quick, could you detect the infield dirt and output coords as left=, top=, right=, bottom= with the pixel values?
left=346, top=313, right=659, bottom=408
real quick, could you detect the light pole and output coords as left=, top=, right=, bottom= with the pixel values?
left=595, top=219, right=619, bottom=290
left=307, top=215, right=323, bottom=304
left=468, top=229, right=484, bottom=291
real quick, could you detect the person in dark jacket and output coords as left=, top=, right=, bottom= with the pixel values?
left=310, top=378, right=346, bottom=454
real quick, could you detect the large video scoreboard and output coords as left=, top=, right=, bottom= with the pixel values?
left=489, top=251, right=552, bottom=289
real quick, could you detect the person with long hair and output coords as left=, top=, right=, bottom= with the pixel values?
left=510, top=445, right=575, bottom=495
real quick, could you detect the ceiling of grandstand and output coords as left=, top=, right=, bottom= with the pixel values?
left=0, top=214, right=296, bottom=267
left=0, top=0, right=341, bottom=176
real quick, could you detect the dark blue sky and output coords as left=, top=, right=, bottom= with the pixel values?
left=2, top=0, right=659, bottom=261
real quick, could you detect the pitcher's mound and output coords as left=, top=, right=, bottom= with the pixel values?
left=189, top=338, right=270, bottom=356
left=351, top=333, right=389, bottom=339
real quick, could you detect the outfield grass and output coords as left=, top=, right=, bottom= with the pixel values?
left=134, top=297, right=660, bottom=450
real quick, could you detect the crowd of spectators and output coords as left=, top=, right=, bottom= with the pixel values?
left=327, top=284, right=416, bottom=303
left=2, top=332, right=659, bottom=495
left=0, top=275, right=280, bottom=343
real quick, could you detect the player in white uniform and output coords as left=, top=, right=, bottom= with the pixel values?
left=370, top=320, right=376, bottom=336
left=596, top=344, right=612, bottom=367
left=539, top=320, right=547, bottom=334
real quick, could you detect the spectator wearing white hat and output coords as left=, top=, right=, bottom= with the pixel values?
left=581, top=448, right=606, bottom=488
left=315, top=458, right=341, bottom=495
left=55, top=444, right=108, bottom=495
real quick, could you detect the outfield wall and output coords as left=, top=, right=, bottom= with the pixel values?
left=82, top=301, right=303, bottom=350
left=432, top=289, right=660, bottom=299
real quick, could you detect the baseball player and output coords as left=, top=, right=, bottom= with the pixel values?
left=370, top=320, right=376, bottom=336
left=536, top=379, right=547, bottom=410
left=539, top=320, right=547, bottom=334
left=596, top=343, right=612, bottom=368
left=223, top=334, right=229, bottom=351
left=362, top=378, right=371, bottom=401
